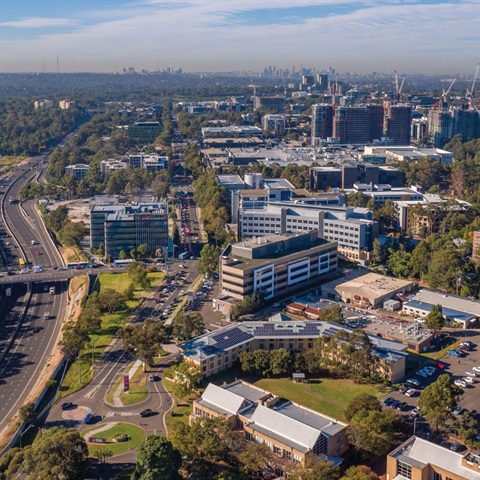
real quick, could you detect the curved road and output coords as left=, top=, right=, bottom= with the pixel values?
left=0, top=155, right=68, bottom=435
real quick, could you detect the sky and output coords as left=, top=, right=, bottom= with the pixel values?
left=0, top=0, right=478, bottom=74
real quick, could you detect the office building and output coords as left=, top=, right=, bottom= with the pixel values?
left=384, top=105, right=412, bottom=145
left=254, top=96, right=286, bottom=113
left=311, top=104, right=333, bottom=144
left=90, top=202, right=168, bottom=258
left=363, top=146, right=454, bottom=164
left=100, top=159, right=127, bottom=177
left=309, top=164, right=403, bottom=190
left=387, top=435, right=480, bottom=480
left=127, top=121, right=162, bottom=142
left=238, top=202, right=377, bottom=262
left=428, top=110, right=454, bottom=147
left=180, top=317, right=408, bottom=382
left=317, top=74, right=329, bottom=91
left=128, top=153, right=168, bottom=172
left=453, top=108, right=480, bottom=141
left=191, top=381, right=348, bottom=469
left=333, top=106, right=370, bottom=144
left=220, top=230, right=337, bottom=301
left=368, top=104, right=385, bottom=142
left=65, top=164, right=89, bottom=181
left=201, top=126, right=263, bottom=138
left=262, top=115, right=286, bottom=135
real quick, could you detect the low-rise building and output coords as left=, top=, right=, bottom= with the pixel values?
left=201, top=126, right=263, bottom=138
left=363, top=145, right=454, bottom=164
left=191, top=381, right=349, bottom=469
left=100, top=159, right=127, bottom=177
left=220, top=230, right=338, bottom=301
left=128, top=153, right=168, bottom=172
left=34, top=99, right=53, bottom=110
left=65, top=164, right=89, bottom=181
left=179, top=317, right=408, bottom=382
left=262, top=114, right=286, bottom=135
left=402, top=289, right=480, bottom=329
left=334, top=273, right=414, bottom=309
left=387, top=435, right=480, bottom=480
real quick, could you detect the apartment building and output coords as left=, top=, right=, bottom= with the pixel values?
left=220, top=230, right=337, bottom=301
left=387, top=435, right=480, bottom=480
left=238, top=203, right=377, bottom=262
left=311, top=104, right=334, bottom=144
left=179, top=318, right=408, bottom=381
left=100, top=159, right=127, bottom=177
left=90, top=202, right=168, bottom=257
left=191, top=381, right=349, bottom=469
left=65, top=164, right=89, bottom=181
left=384, top=104, right=412, bottom=145
left=254, top=96, right=286, bottom=112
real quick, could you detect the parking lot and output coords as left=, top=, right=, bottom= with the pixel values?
left=380, top=330, right=480, bottom=442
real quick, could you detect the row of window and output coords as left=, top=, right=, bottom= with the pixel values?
left=246, top=433, right=301, bottom=464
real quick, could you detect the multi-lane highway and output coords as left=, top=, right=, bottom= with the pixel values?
left=0, top=154, right=68, bottom=435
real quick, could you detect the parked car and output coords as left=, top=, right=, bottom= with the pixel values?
left=405, top=389, right=416, bottom=397
left=406, top=378, right=420, bottom=387
left=462, top=376, right=474, bottom=384
left=465, top=371, right=477, bottom=377
left=410, top=407, right=421, bottom=417
left=472, top=366, right=480, bottom=373
left=398, top=386, right=407, bottom=394
left=453, top=406, right=465, bottom=415
left=450, top=442, right=462, bottom=451
left=454, top=379, right=467, bottom=388
left=390, top=399, right=401, bottom=409
left=61, top=402, right=73, bottom=411
left=383, top=397, right=394, bottom=406
left=448, top=350, right=461, bottom=357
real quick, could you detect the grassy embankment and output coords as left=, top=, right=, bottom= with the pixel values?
left=59, top=271, right=165, bottom=398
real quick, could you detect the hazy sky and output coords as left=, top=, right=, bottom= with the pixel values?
left=0, top=0, right=478, bottom=74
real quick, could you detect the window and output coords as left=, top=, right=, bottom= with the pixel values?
left=293, top=454, right=302, bottom=464
left=273, top=445, right=281, bottom=456
left=246, top=432, right=252, bottom=441
left=264, top=440, right=272, bottom=448
left=433, top=473, right=442, bottom=480
left=195, top=407, right=202, bottom=416
left=283, top=450, right=291, bottom=461
left=396, top=461, right=412, bottom=479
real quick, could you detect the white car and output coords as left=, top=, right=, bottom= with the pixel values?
left=406, top=378, right=420, bottom=387
left=462, top=376, right=474, bottom=384
left=465, top=371, right=476, bottom=377
left=455, top=379, right=467, bottom=388
left=405, top=388, right=416, bottom=397
left=473, top=366, right=480, bottom=373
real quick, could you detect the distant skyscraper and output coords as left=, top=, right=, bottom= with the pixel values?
left=453, top=109, right=480, bottom=141
left=428, top=110, right=453, bottom=147
left=384, top=105, right=412, bottom=145
left=367, top=105, right=385, bottom=142
left=311, top=104, right=333, bottom=144
left=317, top=74, right=329, bottom=91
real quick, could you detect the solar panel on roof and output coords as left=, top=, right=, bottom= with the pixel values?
left=211, top=327, right=254, bottom=350
left=202, top=345, right=222, bottom=356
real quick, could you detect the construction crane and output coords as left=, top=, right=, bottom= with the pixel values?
left=442, top=73, right=459, bottom=102
left=466, top=63, right=480, bottom=105
left=393, top=70, right=406, bottom=103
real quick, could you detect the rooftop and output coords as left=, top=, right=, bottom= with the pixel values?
left=391, top=436, right=480, bottom=480
left=335, top=273, right=413, bottom=299
left=404, top=300, right=476, bottom=322
left=412, top=290, right=480, bottom=317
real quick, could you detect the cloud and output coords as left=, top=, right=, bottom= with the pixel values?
left=0, top=17, right=77, bottom=29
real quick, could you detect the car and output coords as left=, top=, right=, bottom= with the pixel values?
left=450, top=442, right=462, bottom=451
left=390, top=399, right=401, bottom=409
left=411, top=407, right=421, bottom=417
left=148, top=374, right=155, bottom=382
left=406, top=378, right=420, bottom=387
left=74, top=265, right=83, bottom=270
left=448, top=350, right=461, bottom=357
left=35, top=251, right=42, bottom=255
left=140, top=409, right=155, bottom=418
left=32, top=328, right=40, bottom=333
left=61, top=402, right=73, bottom=411
left=472, top=366, right=480, bottom=373
left=453, top=406, right=464, bottom=415
left=405, top=388, right=416, bottom=397
left=437, top=362, right=446, bottom=369
left=454, top=379, right=467, bottom=388
left=155, top=298, right=161, bottom=303
left=465, top=371, right=477, bottom=377
left=20, top=268, right=29, bottom=274
left=463, top=376, right=474, bottom=384
left=383, top=397, right=394, bottom=406
left=396, top=401, right=408, bottom=411
left=57, top=267, right=67, bottom=271
left=398, top=386, right=407, bottom=394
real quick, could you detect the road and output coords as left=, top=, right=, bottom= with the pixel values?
left=0, top=154, right=68, bottom=435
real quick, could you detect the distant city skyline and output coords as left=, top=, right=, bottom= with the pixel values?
left=0, top=0, right=478, bottom=74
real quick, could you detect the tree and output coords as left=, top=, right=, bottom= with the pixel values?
left=17, top=427, right=88, bottom=480
left=171, top=224, right=181, bottom=247
left=131, top=435, right=182, bottom=480
left=97, top=288, right=127, bottom=313
left=127, top=263, right=151, bottom=289
left=348, top=409, right=403, bottom=455
left=60, top=322, right=90, bottom=360
left=344, top=393, right=382, bottom=422
left=299, top=456, right=341, bottom=480
left=173, top=312, right=206, bottom=341
left=120, top=320, right=168, bottom=371
left=18, top=402, right=36, bottom=423
left=238, top=442, right=272, bottom=478
left=137, top=243, right=149, bottom=258
left=269, top=348, right=294, bottom=375
left=92, top=449, right=113, bottom=464
left=371, top=238, right=386, bottom=265
left=387, top=246, right=412, bottom=278
left=410, top=241, right=431, bottom=278
left=419, top=374, right=460, bottom=431
left=425, top=304, right=445, bottom=331
left=119, top=249, right=127, bottom=260
left=341, top=465, right=380, bottom=480
left=197, top=244, right=219, bottom=278
left=318, top=305, right=343, bottom=323
left=170, top=362, right=202, bottom=399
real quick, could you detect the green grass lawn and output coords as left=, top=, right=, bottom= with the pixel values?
left=420, top=339, right=462, bottom=359
left=82, top=422, right=145, bottom=457
left=210, top=369, right=388, bottom=422
left=163, top=379, right=199, bottom=435
left=105, top=361, right=149, bottom=406
left=59, top=271, right=166, bottom=399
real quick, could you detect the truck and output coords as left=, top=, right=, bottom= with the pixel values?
left=49, top=286, right=55, bottom=295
